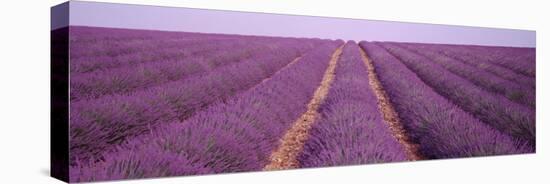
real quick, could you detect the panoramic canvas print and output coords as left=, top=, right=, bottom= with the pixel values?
left=51, top=1, right=536, bottom=183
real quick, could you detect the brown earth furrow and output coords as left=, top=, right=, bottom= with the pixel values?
left=358, top=46, right=424, bottom=161
left=263, top=45, right=344, bottom=170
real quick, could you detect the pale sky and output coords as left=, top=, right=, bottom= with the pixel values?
left=52, top=1, right=535, bottom=47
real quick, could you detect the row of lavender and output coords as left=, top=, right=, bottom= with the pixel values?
left=446, top=44, right=536, bottom=78
left=66, top=27, right=535, bottom=182
left=298, top=42, right=408, bottom=167
left=376, top=43, right=535, bottom=147
left=70, top=26, right=267, bottom=60
left=392, top=43, right=535, bottom=78
left=71, top=38, right=312, bottom=100
left=71, top=39, right=237, bottom=73
left=71, top=27, right=320, bottom=74
left=394, top=43, right=535, bottom=108
left=359, top=42, right=531, bottom=158
left=69, top=27, right=330, bottom=164
left=71, top=41, right=343, bottom=182
left=398, top=43, right=535, bottom=89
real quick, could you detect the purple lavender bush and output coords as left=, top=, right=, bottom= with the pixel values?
left=298, top=42, right=407, bottom=167
left=64, top=26, right=535, bottom=183
left=70, top=26, right=259, bottom=61
left=377, top=43, right=535, bottom=147
left=360, top=42, right=531, bottom=158
left=70, top=40, right=305, bottom=100
left=468, top=45, right=535, bottom=78
left=70, top=41, right=343, bottom=182
left=70, top=35, right=323, bottom=164
left=70, top=27, right=320, bottom=74
left=392, top=43, right=535, bottom=108
left=402, top=43, right=535, bottom=89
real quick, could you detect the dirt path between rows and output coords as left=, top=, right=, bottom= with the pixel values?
left=358, top=46, right=424, bottom=161
left=263, top=45, right=344, bottom=170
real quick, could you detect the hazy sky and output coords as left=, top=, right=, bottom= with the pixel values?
left=56, top=1, right=535, bottom=47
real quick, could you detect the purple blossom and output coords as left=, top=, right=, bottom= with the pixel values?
left=69, top=27, right=327, bottom=164
left=359, top=42, right=531, bottom=158
left=299, top=42, right=408, bottom=167
left=392, top=43, right=535, bottom=108
left=376, top=43, right=535, bottom=147
left=71, top=41, right=343, bottom=182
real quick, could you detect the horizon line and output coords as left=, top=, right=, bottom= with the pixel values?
left=52, top=1, right=536, bottom=48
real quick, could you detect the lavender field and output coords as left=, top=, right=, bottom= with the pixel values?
left=67, top=26, right=535, bottom=182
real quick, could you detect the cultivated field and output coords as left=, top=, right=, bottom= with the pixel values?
left=67, top=26, right=535, bottom=182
